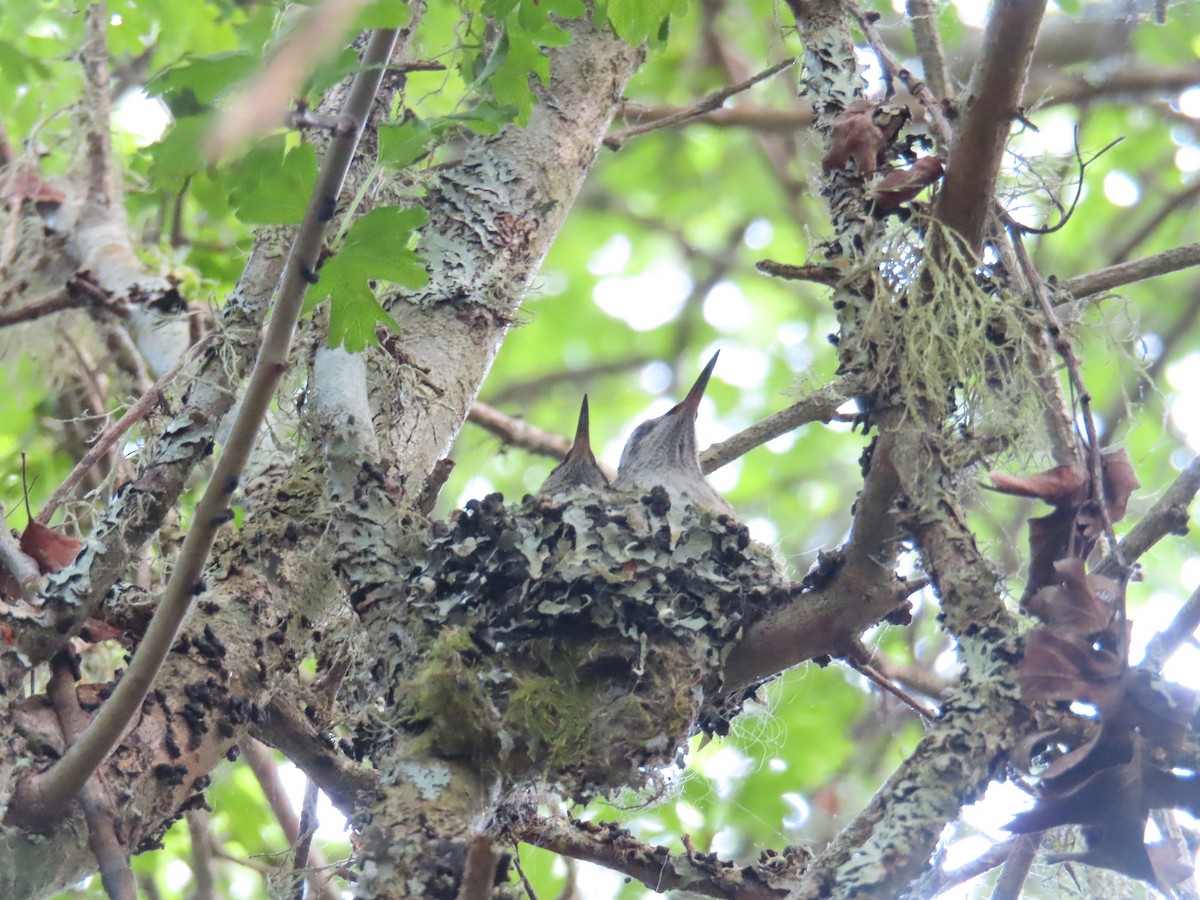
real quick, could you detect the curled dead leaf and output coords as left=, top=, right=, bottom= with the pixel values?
left=821, top=100, right=884, bottom=175
left=20, top=520, right=82, bottom=574
left=989, top=449, right=1139, bottom=597
left=870, top=157, right=945, bottom=211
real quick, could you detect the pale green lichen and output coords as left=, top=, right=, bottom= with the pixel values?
left=396, top=760, right=452, bottom=801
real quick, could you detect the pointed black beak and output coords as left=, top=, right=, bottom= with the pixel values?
left=673, top=351, right=719, bottom=418
left=568, top=395, right=591, bottom=458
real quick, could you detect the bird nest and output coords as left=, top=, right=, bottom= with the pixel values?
left=351, top=486, right=797, bottom=798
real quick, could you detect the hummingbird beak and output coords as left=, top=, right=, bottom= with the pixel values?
left=673, top=351, right=720, bottom=418
left=568, top=395, right=591, bottom=457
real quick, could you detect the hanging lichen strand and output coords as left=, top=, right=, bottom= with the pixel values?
left=352, top=487, right=794, bottom=793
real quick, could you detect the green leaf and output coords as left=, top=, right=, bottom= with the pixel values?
left=229, top=142, right=317, bottom=225
left=145, top=115, right=211, bottom=187
left=308, top=206, right=430, bottom=350
left=0, top=39, right=52, bottom=83
left=378, top=118, right=433, bottom=170
left=356, top=0, right=411, bottom=29
left=337, top=206, right=429, bottom=288
left=430, top=102, right=516, bottom=136
left=148, top=51, right=257, bottom=112
left=605, top=0, right=687, bottom=45
left=326, top=279, right=403, bottom=352
left=478, top=26, right=550, bottom=124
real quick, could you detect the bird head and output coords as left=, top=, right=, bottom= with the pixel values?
left=617, top=351, right=718, bottom=479
left=537, top=395, right=610, bottom=495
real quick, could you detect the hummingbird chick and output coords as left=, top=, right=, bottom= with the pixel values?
left=537, top=395, right=610, bottom=496
left=614, top=352, right=735, bottom=518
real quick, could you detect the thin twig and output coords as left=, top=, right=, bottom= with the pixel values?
left=1109, top=182, right=1200, bottom=265
left=16, top=25, right=408, bottom=824
left=243, top=740, right=343, bottom=900
left=844, top=0, right=952, bottom=145
left=508, top=834, right=540, bottom=900
left=1098, top=291, right=1200, bottom=445
left=1058, top=241, right=1200, bottom=300
left=1007, top=221, right=1119, bottom=563
left=603, top=57, right=796, bottom=151
left=509, top=814, right=783, bottom=900
left=990, top=833, right=1042, bottom=900
left=754, top=259, right=842, bottom=284
left=487, top=354, right=652, bottom=405
left=699, top=380, right=849, bottom=473
left=46, top=651, right=137, bottom=900
left=1144, top=582, right=1200, bottom=672
left=905, top=0, right=950, bottom=100
left=468, top=401, right=619, bottom=481
left=842, top=649, right=939, bottom=719
left=292, top=777, right=320, bottom=900
left=617, top=100, right=811, bottom=133
left=187, top=810, right=217, bottom=900
left=38, top=336, right=208, bottom=524
left=930, top=836, right=1021, bottom=895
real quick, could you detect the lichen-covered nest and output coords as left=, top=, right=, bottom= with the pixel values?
left=354, top=487, right=797, bottom=796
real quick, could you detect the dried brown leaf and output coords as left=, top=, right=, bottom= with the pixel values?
left=1019, top=624, right=1128, bottom=710
left=20, top=520, right=81, bottom=574
left=1100, top=447, right=1139, bottom=521
left=1024, top=558, right=1121, bottom=631
left=870, top=157, right=945, bottom=211
left=821, top=100, right=884, bottom=175
left=988, top=464, right=1086, bottom=503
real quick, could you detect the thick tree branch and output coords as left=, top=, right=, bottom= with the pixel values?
left=509, top=814, right=795, bottom=899
left=17, top=24, right=411, bottom=822
left=76, top=3, right=189, bottom=375
left=934, top=0, right=1047, bottom=251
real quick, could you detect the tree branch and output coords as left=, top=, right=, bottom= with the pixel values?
left=509, top=813, right=793, bottom=899
left=1058, top=241, right=1200, bottom=300
left=934, top=0, right=1047, bottom=251
left=603, top=57, right=796, bottom=151
left=239, top=743, right=342, bottom=900
left=46, top=652, right=137, bottom=900
left=1097, top=453, right=1200, bottom=579
left=15, top=24, right=410, bottom=824
left=700, top=380, right=849, bottom=472
left=38, top=335, right=208, bottom=525
left=905, top=0, right=950, bottom=99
